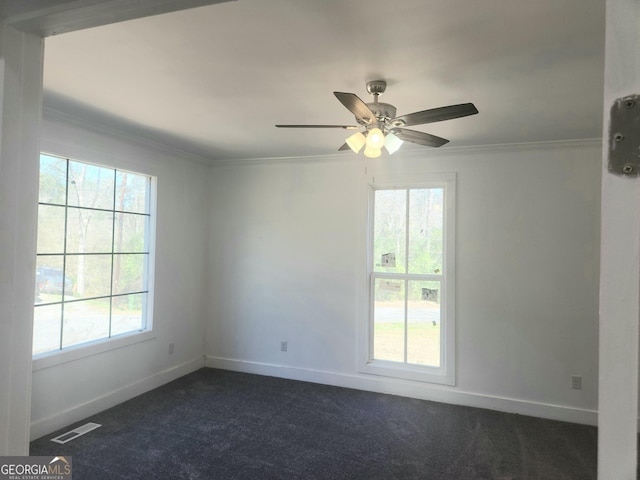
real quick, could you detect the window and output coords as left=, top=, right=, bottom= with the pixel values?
left=363, top=174, right=455, bottom=385
left=33, top=153, right=155, bottom=358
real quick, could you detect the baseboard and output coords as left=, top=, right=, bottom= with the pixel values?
left=205, top=356, right=598, bottom=427
left=30, top=356, right=205, bottom=441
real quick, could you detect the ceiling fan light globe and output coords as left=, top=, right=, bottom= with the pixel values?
left=384, top=132, right=403, bottom=155
left=345, top=132, right=366, bottom=153
left=363, top=145, right=382, bottom=158
left=366, top=128, right=385, bottom=148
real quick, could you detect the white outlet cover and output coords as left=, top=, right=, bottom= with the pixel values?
left=571, top=375, right=582, bottom=389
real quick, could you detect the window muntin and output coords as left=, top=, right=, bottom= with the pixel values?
left=33, top=153, right=154, bottom=357
left=366, top=180, right=454, bottom=385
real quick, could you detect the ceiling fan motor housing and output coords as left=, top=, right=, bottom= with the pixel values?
left=361, top=81, right=395, bottom=127
left=363, top=102, right=397, bottom=128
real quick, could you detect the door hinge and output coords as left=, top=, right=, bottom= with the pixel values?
left=608, top=94, right=640, bottom=177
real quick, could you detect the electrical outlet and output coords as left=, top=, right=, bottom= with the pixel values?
left=280, top=341, right=287, bottom=352
left=168, top=342, right=175, bottom=355
left=571, top=375, right=582, bottom=390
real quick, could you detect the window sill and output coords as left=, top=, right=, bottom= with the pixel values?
left=360, top=360, right=455, bottom=386
left=32, top=330, right=156, bottom=372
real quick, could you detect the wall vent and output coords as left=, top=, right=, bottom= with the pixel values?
left=51, top=422, right=101, bottom=444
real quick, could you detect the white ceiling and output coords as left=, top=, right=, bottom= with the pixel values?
left=41, top=0, right=605, bottom=162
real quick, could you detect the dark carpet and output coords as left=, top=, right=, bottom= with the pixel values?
left=30, top=368, right=597, bottom=479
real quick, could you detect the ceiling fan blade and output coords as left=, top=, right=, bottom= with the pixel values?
left=391, top=103, right=478, bottom=127
left=338, top=142, right=351, bottom=151
left=275, top=124, right=360, bottom=129
left=334, top=92, right=377, bottom=125
left=392, top=128, right=449, bottom=148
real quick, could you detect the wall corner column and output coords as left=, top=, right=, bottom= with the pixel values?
left=598, top=0, right=640, bottom=477
left=0, top=21, right=44, bottom=455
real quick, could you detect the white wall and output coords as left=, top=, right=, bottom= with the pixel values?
left=206, top=140, right=601, bottom=425
left=208, top=157, right=363, bottom=371
left=29, top=113, right=210, bottom=439
left=26, top=132, right=602, bottom=441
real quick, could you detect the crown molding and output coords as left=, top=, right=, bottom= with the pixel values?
left=43, top=106, right=602, bottom=168
left=210, top=138, right=603, bottom=167
left=43, top=106, right=215, bottom=167
left=210, top=151, right=359, bottom=167
left=419, top=138, right=603, bottom=157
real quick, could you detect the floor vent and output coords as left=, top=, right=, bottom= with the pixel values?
left=51, top=422, right=101, bottom=444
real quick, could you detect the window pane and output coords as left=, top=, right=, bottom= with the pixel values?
left=114, top=213, right=148, bottom=252
left=65, top=254, right=112, bottom=299
left=34, top=155, right=153, bottom=358
left=408, top=189, right=444, bottom=274
left=37, top=205, right=66, bottom=254
left=116, top=171, right=149, bottom=214
left=35, top=256, right=69, bottom=303
left=39, top=155, right=67, bottom=205
left=113, top=254, right=146, bottom=295
left=66, top=208, right=114, bottom=254
left=373, top=189, right=406, bottom=273
left=111, top=293, right=146, bottom=336
left=373, top=278, right=405, bottom=362
left=32, top=304, right=62, bottom=355
left=407, top=280, right=441, bottom=367
left=62, top=299, right=110, bottom=348
left=67, top=161, right=115, bottom=210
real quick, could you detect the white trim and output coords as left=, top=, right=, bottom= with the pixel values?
left=210, top=150, right=359, bottom=167
left=209, top=138, right=603, bottom=167
left=0, top=23, right=44, bottom=456
left=409, top=138, right=602, bottom=157
left=30, top=356, right=205, bottom=440
left=42, top=108, right=601, bottom=168
left=360, top=173, right=456, bottom=385
left=598, top=0, right=640, bottom=476
left=32, top=154, right=158, bottom=368
left=204, top=356, right=597, bottom=426
left=42, top=107, right=214, bottom=167
left=32, top=330, right=157, bottom=371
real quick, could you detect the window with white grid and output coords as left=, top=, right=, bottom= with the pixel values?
left=363, top=173, right=456, bottom=385
left=33, top=153, right=155, bottom=357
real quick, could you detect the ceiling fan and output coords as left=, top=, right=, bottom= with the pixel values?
left=276, top=80, right=478, bottom=158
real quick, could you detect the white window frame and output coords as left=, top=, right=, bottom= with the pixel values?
left=32, top=152, right=157, bottom=371
left=359, top=171, right=456, bottom=385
